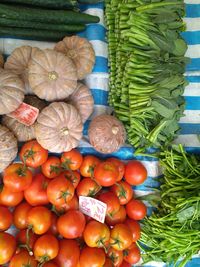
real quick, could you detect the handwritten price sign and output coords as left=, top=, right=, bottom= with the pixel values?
left=79, top=196, right=107, bottom=223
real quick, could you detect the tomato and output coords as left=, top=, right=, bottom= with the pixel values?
left=27, top=206, right=52, bottom=235
left=47, top=213, right=58, bottom=236
left=19, top=140, right=48, bottom=168
left=57, top=210, right=86, bottom=239
left=0, top=206, right=13, bottom=231
left=61, top=149, right=83, bottom=171
left=80, top=155, right=100, bottom=178
left=106, top=206, right=126, bottom=226
left=16, top=229, right=37, bottom=253
left=33, top=234, right=59, bottom=263
left=0, top=232, right=16, bottom=265
left=110, top=224, right=132, bottom=251
left=126, top=199, right=147, bottom=221
left=94, top=162, right=119, bottom=187
left=55, top=239, right=80, bottom=267
left=98, top=191, right=120, bottom=217
left=43, top=262, right=58, bottom=267
left=124, top=160, right=147, bottom=186
left=83, top=220, right=110, bottom=249
left=123, top=243, right=141, bottom=265
left=0, top=186, right=23, bottom=206
left=111, top=181, right=133, bottom=205
left=76, top=177, right=101, bottom=197
left=41, top=156, right=61, bottom=179
left=3, top=163, right=33, bottom=192
left=9, top=250, right=37, bottom=267
left=79, top=247, right=105, bottom=267
left=13, top=202, right=32, bottom=230
left=119, top=260, right=131, bottom=267
left=106, top=158, right=125, bottom=182
left=55, top=194, right=79, bottom=213
left=59, top=170, right=80, bottom=188
left=124, top=218, right=141, bottom=242
left=104, top=258, right=114, bottom=267
left=47, top=176, right=74, bottom=207
left=107, top=247, right=123, bottom=267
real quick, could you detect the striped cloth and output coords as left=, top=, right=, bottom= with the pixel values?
left=0, top=1, right=199, bottom=266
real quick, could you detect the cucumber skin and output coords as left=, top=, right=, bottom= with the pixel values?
left=78, top=0, right=102, bottom=3
left=0, top=3, right=100, bottom=24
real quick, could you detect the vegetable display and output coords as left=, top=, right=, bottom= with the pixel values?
left=105, top=0, right=188, bottom=152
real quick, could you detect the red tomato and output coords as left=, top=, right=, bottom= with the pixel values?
left=107, top=247, right=123, bottom=267
left=106, top=206, right=126, bottom=227
left=0, top=206, right=13, bottom=231
left=126, top=199, right=147, bottom=221
left=94, top=162, right=119, bottom=187
left=80, top=155, right=100, bottom=178
left=0, top=186, right=23, bottom=206
left=47, top=213, right=58, bottom=236
left=43, top=262, right=58, bottom=267
left=61, top=149, right=83, bottom=171
left=98, top=191, right=120, bottom=217
left=3, top=163, right=32, bottom=192
left=124, top=161, right=147, bottom=186
left=110, top=224, right=132, bottom=251
left=83, top=220, right=110, bottom=249
left=57, top=210, right=86, bottom=239
left=27, top=206, right=52, bottom=235
left=16, top=229, right=37, bottom=253
left=123, top=243, right=141, bottom=265
left=79, top=247, right=105, bottom=267
left=0, top=232, right=16, bottom=265
left=104, top=258, right=114, bottom=267
left=47, top=176, right=74, bottom=207
left=76, top=177, right=101, bottom=197
left=9, top=250, right=37, bottom=267
left=119, top=260, right=131, bottom=267
left=41, top=156, right=61, bottom=179
left=55, top=239, right=80, bottom=267
left=59, top=170, right=80, bottom=188
left=124, top=218, right=141, bottom=242
left=13, top=202, right=32, bottom=230
left=111, top=181, right=133, bottom=205
left=33, top=234, right=59, bottom=263
left=55, top=194, right=79, bottom=213
left=24, top=173, right=50, bottom=206
left=106, top=158, right=125, bottom=182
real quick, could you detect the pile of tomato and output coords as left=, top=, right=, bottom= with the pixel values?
left=0, top=140, right=148, bottom=267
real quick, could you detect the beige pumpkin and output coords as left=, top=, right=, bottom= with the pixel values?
left=4, top=46, right=40, bottom=94
left=0, top=53, right=4, bottom=68
left=35, top=102, right=83, bottom=153
left=67, top=82, right=94, bottom=123
left=54, top=36, right=95, bottom=80
left=88, top=114, right=126, bottom=154
left=2, top=95, right=47, bottom=142
left=28, top=49, right=77, bottom=101
left=0, top=125, right=18, bottom=173
left=0, top=69, right=25, bottom=115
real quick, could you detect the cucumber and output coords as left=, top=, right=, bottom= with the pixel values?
left=0, top=3, right=100, bottom=24
left=78, top=0, right=102, bottom=3
left=0, top=18, right=85, bottom=32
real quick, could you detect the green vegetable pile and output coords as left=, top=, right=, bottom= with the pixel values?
left=105, top=0, right=189, bottom=153
left=139, top=145, right=200, bottom=267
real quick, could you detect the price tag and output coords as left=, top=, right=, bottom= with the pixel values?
left=79, top=196, right=107, bottom=223
left=8, top=102, right=39, bottom=126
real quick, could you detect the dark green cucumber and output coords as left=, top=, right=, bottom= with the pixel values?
left=0, top=18, right=85, bottom=32
left=0, top=3, right=100, bottom=24
left=0, top=26, right=73, bottom=41
left=78, top=0, right=102, bottom=4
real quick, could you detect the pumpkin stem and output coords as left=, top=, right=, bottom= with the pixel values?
left=60, top=127, right=69, bottom=136
left=48, top=71, right=58, bottom=81
left=67, top=49, right=77, bottom=59
left=112, top=126, right=119, bottom=135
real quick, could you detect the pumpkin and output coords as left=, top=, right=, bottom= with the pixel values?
left=4, top=46, right=40, bottom=95
left=28, top=49, right=77, bottom=101
left=0, top=53, right=4, bottom=68
left=35, top=102, right=83, bottom=153
left=88, top=114, right=126, bottom=154
left=54, top=36, right=95, bottom=80
left=0, top=69, right=25, bottom=115
left=67, top=82, right=94, bottom=123
left=0, top=125, right=18, bottom=173
left=2, top=95, right=47, bottom=142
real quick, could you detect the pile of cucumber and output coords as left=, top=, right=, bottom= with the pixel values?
left=0, top=0, right=100, bottom=41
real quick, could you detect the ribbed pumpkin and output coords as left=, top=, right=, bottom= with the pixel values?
left=88, top=115, right=126, bottom=154
left=2, top=95, right=47, bottom=142
left=0, top=53, right=4, bottom=68
left=0, top=69, right=25, bottom=115
left=54, top=36, right=95, bottom=80
left=35, top=102, right=83, bottom=153
left=28, top=49, right=77, bottom=101
left=4, top=46, right=40, bottom=95
left=67, top=82, right=94, bottom=123
left=0, top=125, right=18, bottom=173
